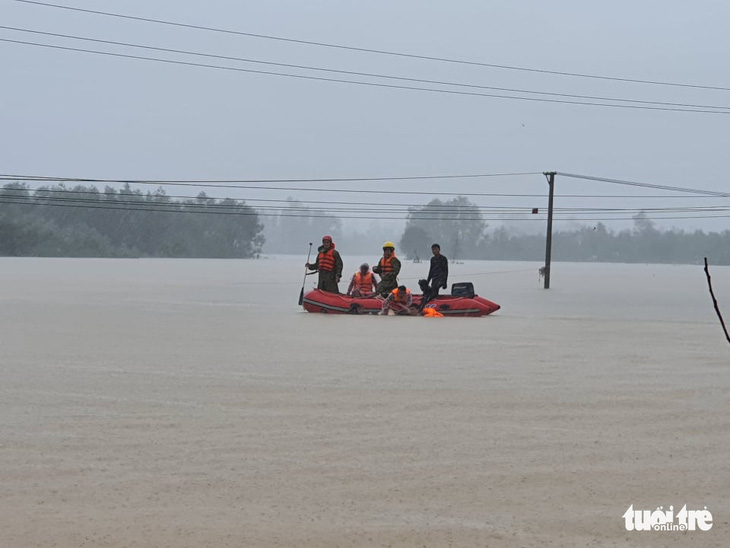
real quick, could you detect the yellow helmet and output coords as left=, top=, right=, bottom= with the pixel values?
left=382, top=241, right=396, bottom=249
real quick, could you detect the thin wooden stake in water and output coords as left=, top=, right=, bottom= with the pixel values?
left=704, top=257, right=730, bottom=344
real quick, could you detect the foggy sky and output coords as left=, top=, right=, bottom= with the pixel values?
left=2, top=0, right=729, bottom=245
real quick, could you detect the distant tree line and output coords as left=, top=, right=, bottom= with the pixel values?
left=0, top=183, right=264, bottom=258
left=262, top=199, right=395, bottom=255
left=400, top=197, right=730, bottom=265
left=263, top=198, right=342, bottom=254
left=3, top=186, right=729, bottom=265
left=400, top=196, right=487, bottom=260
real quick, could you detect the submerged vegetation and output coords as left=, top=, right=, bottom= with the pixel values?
left=0, top=183, right=264, bottom=258
left=400, top=198, right=730, bottom=265
left=2, top=185, right=729, bottom=264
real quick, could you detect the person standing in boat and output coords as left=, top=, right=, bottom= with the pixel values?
left=346, top=263, right=378, bottom=297
left=426, top=243, right=449, bottom=296
left=305, top=235, right=343, bottom=293
left=372, top=241, right=401, bottom=296
left=418, top=243, right=449, bottom=312
left=380, top=285, right=414, bottom=315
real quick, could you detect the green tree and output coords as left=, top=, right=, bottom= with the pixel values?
left=401, top=196, right=487, bottom=259
left=399, top=225, right=431, bottom=260
left=0, top=181, right=264, bottom=258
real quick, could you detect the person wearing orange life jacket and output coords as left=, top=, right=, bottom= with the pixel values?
left=347, top=263, right=378, bottom=297
left=380, top=285, right=414, bottom=315
left=372, top=241, right=401, bottom=297
left=305, top=235, right=343, bottom=293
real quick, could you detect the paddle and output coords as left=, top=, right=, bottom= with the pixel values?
left=298, top=242, right=313, bottom=305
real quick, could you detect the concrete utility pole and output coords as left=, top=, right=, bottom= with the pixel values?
left=543, top=171, right=556, bottom=289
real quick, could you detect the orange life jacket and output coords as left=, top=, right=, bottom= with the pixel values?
left=423, top=306, right=444, bottom=317
left=391, top=287, right=411, bottom=303
left=378, top=254, right=397, bottom=274
left=317, top=247, right=336, bottom=272
left=354, top=271, right=374, bottom=293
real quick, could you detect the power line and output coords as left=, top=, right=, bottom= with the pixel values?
left=1, top=174, right=719, bottom=199
left=5, top=189, right=730, bottom=217
left=558, top=172, right=730, bottom=197
left=11, top=0, right=730, bottom=93
left=0, top=172, right=539, bottom=184
left=3, top=183, right=725, bottom=201
left=3, top=188, right=729, bottom=215
left=5, top=197, right=730, bottom=222
left=4, top=25, right=730, bottom=112
left=6, top=171, right=728, bottom=198
left=4, top=37, right=730, bottom=116
left=3, top=194, right=542, bottom=217
left=4, top=192, right=531, bottom=214
left=1, top=173, right=561, bottom=198
left=4, top=173, right=728, bottom=200
left=0, top=184, right=715, bottom=209
left=0, top=196, right=519, bottom=220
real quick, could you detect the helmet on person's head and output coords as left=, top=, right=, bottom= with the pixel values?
left=382, top=241, right=395, bottom=250
left=360, top=263, right=369, bottom=270
left=322, top=235, right=332, bottom=243
left=398, top=285, right=406, bottom=291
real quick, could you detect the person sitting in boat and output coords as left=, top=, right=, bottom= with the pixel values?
left=418, top=243, right=449, bottom=312
left=305, top=235, right=343, bottom=293
left=380, top=285, right=414, bottom=315
left=347, top=263, right=378, bottom=297
left=372, top=241, right=401, bottom=296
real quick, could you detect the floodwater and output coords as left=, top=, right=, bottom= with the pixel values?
left=1, top=256, right=728, bottom=547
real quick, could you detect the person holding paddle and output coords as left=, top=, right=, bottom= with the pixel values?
left=305, top=235, right=343, bottom=293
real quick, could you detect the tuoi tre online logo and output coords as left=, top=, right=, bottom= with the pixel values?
left=623, top=505, right=713, bottom=532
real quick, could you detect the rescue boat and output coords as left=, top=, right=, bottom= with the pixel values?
left=301, top=282, right=500, bottom=317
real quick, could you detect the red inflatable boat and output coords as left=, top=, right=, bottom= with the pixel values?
left=302, top=283, right=500, bottom=317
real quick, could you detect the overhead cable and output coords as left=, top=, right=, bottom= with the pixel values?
left=1, top=183, right=724, bottom=201
left=11, top=0, right=730, bottom=92
left=3, top=173, right=728, bottom=199
left=3, top=26, right=730, bottom=112
left=3, top=38, right=729, bottom=116
left=558, top=172, right=730, bottom=197
left=4, top=197, right=730, bottom=222
left=0, top=173, right=565, bottom=198
left=3, top=189, right=729, bottom=215
left=0, top=171, right=540, bottom=184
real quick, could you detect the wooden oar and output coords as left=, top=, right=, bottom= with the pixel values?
left=298, top=242, right=313, bottom=305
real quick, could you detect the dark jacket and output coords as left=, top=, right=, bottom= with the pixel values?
left=427, top=254, right=448, bottom=288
